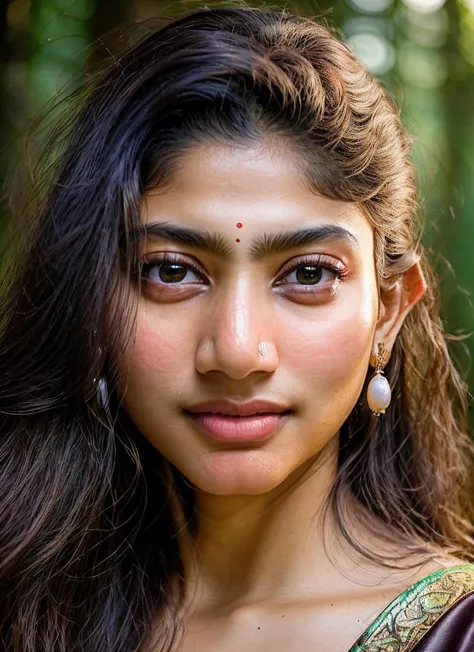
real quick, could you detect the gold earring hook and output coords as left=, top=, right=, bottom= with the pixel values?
left=369, top=342, right=389, bottom=374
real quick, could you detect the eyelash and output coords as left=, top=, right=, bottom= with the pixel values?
left=139, top=252, right=349, bottom=287
left=275, top=255, right=349, bottom=285
left=139, top=253, right=204, bottom=284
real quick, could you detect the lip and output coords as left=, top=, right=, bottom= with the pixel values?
left=183, top=399, right=292, bottom=443
left=185, top=411, right=291, bottom=443
left=185, top=398, right=291, bottom=417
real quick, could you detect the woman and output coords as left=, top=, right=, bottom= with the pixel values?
left=0, top=4, right=473, bottom=651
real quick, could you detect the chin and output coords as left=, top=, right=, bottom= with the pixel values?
left=185, top=449, right=289, bottom=495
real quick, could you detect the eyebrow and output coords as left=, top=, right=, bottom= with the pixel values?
left=131, top=221, right=360, bottom=261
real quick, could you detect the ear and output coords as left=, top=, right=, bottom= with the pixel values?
left=372, top=262, right=427, bottom=359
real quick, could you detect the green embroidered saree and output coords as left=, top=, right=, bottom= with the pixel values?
left=349, top=564, right=474, bottom=652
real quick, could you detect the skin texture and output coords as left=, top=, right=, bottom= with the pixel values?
left=122, top=142, right=452, bottom=652
left=125, top=142, right=379, bottom=495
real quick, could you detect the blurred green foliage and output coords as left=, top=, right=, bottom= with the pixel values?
left=1, top=0, right=474, bottom=406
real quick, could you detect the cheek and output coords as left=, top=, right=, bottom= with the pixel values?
left=121, top=308, right=196, bottom=433
left=282, top=284, right=377, bottom=402
left=127, top=309, right=189, bottom=381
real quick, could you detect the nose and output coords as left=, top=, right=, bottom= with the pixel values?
left=195, top=279, right=279, bottom=379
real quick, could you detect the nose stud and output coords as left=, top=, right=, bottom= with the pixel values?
left=258, top=342, right=269, bottom=356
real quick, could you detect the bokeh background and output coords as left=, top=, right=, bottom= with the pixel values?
left=1, top=0, right=474, bottom=399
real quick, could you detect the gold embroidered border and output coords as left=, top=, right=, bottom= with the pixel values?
left=349, top=564, right=474, bottom=652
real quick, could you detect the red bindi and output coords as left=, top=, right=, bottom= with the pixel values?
left=236, top=222, right=243, bottom=228
left=236, top=238, right=240, bottom=243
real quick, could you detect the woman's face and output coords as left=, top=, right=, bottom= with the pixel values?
left=122, top=142, right=379, bottom=495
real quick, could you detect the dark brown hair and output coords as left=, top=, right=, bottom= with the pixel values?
left=0, top=5, right=473, bottom=651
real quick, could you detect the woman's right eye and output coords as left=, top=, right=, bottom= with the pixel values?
left=143, top=261, right=204, bottom=285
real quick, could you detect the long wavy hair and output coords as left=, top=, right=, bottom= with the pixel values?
left=1, top=5, right=473, bottom=651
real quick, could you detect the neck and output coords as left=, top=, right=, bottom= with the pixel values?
left=177, top=434, right=407, bottom=618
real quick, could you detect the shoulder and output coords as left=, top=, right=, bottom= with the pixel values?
left=413, top=588, right=474, bottom=651
left=350, top=558, right=474, bottom=652
left=411, top=559, right=474, bottom=652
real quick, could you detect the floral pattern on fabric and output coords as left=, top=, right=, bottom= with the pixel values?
left=349, top=564, right=474, bottom=652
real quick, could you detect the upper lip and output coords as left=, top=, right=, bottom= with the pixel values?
left=185, top=399, right=292, bottom=417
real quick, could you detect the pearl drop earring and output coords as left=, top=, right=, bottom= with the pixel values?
left=367, top=343, right=391, bottom=416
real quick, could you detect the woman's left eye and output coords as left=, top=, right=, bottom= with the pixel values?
left=277, top=264, right=340, bottom=286
left=275, top=256, right=347, bottom=289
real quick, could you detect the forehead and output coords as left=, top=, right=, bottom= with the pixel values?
left=142, top=142, right=374, bottom=251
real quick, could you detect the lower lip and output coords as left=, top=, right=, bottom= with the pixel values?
left=185, top=411, right=291, bottom=443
